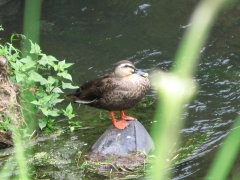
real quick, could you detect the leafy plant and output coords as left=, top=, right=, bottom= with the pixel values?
left=62, top=103, right=80, bottom=131
left=62, top=103, right=75, bottom=120
left=0, top=115, right=10, bottom=131
left=0, top=36, right=78, bottom=132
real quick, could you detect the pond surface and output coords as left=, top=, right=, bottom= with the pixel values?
left=1, top=0, right=240, bottom=179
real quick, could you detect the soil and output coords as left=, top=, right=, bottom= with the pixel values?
left=0, top=55, right=22, bottom=148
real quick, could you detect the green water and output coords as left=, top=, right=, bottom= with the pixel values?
left=1, top=0, right=240, bottom=179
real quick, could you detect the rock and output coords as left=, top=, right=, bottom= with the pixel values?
left=91, top=120, right=154, bottom=156
left=0, top=56, right=7, bottom=67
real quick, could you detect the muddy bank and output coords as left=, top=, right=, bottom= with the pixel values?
left=0, top=56, right=22, bottom=148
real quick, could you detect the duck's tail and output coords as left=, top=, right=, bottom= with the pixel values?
left=66, top=94, right=96, bottom=104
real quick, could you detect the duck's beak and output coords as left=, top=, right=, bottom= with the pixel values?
left=134, top=68, right=148, bottom=77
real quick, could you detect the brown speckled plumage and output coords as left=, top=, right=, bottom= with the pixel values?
left=67, top=60, right=150, bottom=129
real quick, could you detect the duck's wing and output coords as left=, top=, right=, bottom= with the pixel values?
left=67, top=72, right=118, bottom=103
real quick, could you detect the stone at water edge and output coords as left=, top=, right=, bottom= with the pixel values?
left=91, top=120, right=154, bottom=156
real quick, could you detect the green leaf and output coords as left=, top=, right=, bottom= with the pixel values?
left=52, top=87, right=64, bottom=93
left=35, top=87, right=47, bottom=98
left=31, top=100, right=42, bottom=106
left=15, top=72, right=26, bottom=83
left=62, top=82, right=78, bottom=89
left=29, top=40, right=42, bottom=54
left=68, top=121, right=80, bottom=126
left=29, top=71, right=48, bottom=85
left=39, top=118, right=47, bottom=130
left=20, top=56, right=36, bottom=70
left=66, top=103, right=73, bottom=114
left=38, top=54, right=58, bottom=67
left=81, top=161, right=88, bottom=169
left=47, top=76, right=57, bottom=85
left=50, top=98, right=64, bottom=106
left=11, top=52, right=20, bottom=62
left=39, top=107, right=59, bottom=117
left=63, top=62, right=73, bottom=69
left=69, top=126, right=75, bottom=132
left=40, top=95, right=52, bottom=104
left=62, top=103, right=75, bottom=119
left=55, top=60, right=74, bottom=72
left=9, top=60, right=22, bottom=71
left=40, top=107, right=49, bottom=116
left=31, top=95, right=51, bottom=107
left=47, top=109, right=59, bottom=117
left=57, top=71, right=72, bottom=81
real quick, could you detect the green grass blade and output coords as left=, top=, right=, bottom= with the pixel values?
left=150, top=0, right=230, bottom=179
left=12, top=129, right=29, bottom=180
left=205, top=116, right=240, bottom=180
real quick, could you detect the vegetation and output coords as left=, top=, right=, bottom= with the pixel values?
left=0, top=36, right=77, bottom=132
left=0, top=0, right=239, bottom=179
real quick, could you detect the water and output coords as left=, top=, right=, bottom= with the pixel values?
left=1, top=0, right=240, bottom=179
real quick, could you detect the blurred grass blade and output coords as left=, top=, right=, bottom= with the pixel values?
left=172, top=0, right=228, bottom=77
left=13, top=129, right=29, bottom=180
left=151, top=0, right=230, bottom=179
left=23, top=0, right=42, bottom=49
left=205, top=116, right=240, bottom=180
left=151, top=72, right=196, bottom=179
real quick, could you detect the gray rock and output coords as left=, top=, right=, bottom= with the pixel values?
left=91, top=120, right=154, bottom=156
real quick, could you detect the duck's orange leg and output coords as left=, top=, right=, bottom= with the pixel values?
left=120, top=110, right=136, bottom=121
left=109, top=111, right=129, bottom=130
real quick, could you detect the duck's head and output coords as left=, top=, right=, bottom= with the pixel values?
left=114, top=60, right=148, bottom=78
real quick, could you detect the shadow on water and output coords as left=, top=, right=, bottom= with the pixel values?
left=1, top=0, right=240, bottom=179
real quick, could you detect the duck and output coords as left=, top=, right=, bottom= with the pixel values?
left=66, top=60, right=150, bottom=130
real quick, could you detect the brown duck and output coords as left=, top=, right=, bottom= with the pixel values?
left=66, top=60, right=150, bottom=130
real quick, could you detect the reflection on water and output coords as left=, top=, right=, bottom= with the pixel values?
left=2, top=0, right=240, bottom=179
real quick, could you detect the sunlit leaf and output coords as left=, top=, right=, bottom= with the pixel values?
left=20, top=56, right=36, bottom=70
left=50, top=98, right=64, bottom=105
left=39, top=118, right=47, bottom=130
left=40, top=95, right=52, bottom=104
left=57, top=71, right=72, bottom=81
left=38, top=54, right=58, bottom=67
left=29, top=40, right=42, bottom=54
left=62, top=82, right=78, bottom=89
left=31, top=100, right=41, bottom=106
left=63, top=62, right=74, bottom=69
left=40, top=107, right=49, bottom=116
left=15, top=72, right=26, bottom=83
left=52, top=87, right=64, bottom=93
left=11, top=52, right=20, bottom=62
left=66, top=103, right=73, bottom=114
left=47, top=76, right=56, bottom=85
left=47, top=109, right=59, bottom=117
left=57, top=60, right=73, bottom=71
left=29, top=71, right=48, bottom=85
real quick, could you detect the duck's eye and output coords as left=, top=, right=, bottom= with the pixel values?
left=124, top=65, right=134, bottom=69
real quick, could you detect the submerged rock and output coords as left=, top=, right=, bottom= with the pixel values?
left=91, top=120, right=154, bottom=156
